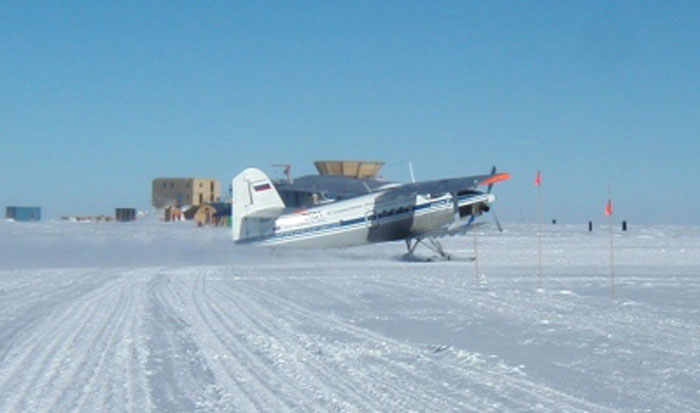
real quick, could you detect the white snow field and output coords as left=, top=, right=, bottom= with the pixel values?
left=1, top=220, right=698, bottom=412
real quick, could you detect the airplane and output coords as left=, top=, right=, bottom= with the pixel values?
left=231, top=167, right=510, bottom=260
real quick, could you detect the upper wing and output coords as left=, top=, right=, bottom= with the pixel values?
left=384, top=172, right=511, bottom=197
left=276, top=175, right=398, bottom=199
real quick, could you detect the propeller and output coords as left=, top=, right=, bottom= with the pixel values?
left=487, top=165, right=496, bottom=194
left=451, top=165, right=506, bottom=232
left=487, top=165, right=503, bottom=232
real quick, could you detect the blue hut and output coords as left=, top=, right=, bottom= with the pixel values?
left=6, top=206, right=41, bottom=222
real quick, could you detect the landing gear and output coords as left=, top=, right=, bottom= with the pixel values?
left=404, top=237, right=454, bottom=261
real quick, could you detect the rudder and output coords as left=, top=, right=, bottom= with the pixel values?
left=232, top=168, right=285, bottom=241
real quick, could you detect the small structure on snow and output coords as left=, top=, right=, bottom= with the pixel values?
left=6, top=206, right=41, bottom=222
left=115, top=208, right=137, bottom=222
left=184, top=204, right=217, bottom=226
left=164, top=206, right=185, bottom=222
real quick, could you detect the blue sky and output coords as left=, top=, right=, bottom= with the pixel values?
left=2, top=1, right=699, bottom=224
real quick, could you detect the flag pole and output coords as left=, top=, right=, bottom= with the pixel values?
left=473, top=230, right=480, bottom=285
left=608, top=185, right=615, bottom=300
left=537, top=171, right=543, bottom=290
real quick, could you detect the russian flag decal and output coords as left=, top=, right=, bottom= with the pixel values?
left=254, top=183, right=271, bottom=192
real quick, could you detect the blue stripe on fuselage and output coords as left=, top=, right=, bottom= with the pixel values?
left=237, top=194, right=485, bottom=245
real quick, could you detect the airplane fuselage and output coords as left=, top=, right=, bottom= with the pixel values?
left=237, top=190, right=493, bottom=248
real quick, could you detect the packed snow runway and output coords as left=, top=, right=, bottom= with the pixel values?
left=1, top=221, right=699, bottom=411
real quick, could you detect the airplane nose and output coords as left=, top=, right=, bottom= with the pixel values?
left=487, top=193, right=496, bottom=204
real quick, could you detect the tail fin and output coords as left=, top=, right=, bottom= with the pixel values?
left=232, top=168, right=286, bottom=241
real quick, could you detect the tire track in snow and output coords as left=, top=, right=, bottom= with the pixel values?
left=238, top=280, right=488, bottom=411
left=218, top=275, right=485, bottom=411
left=228, top=281, right=493, bottom=411
left=41, top=283, right=132, bottom=410
left=375, top=273, right=614, bottom=410
left=243, top=271, right=613, bottom=412
left=187, top=271, right=299, bottom=411
left=201, top=274, right=381, bottom=411
left=357, top=270, right=684, bottom=411
left=0, top=270, right=127, bottom=412
left=143, top=271, right=223, bottom=412
left=0, top=269, right=121, bottom=364
left=69, top=270, right=152, bottom=412
left=200, top=268, right=487, bottom=411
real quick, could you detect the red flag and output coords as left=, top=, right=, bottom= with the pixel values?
left=534, top=170, right=542, bottom=186
left=605, top=199, right=613, bottom=216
